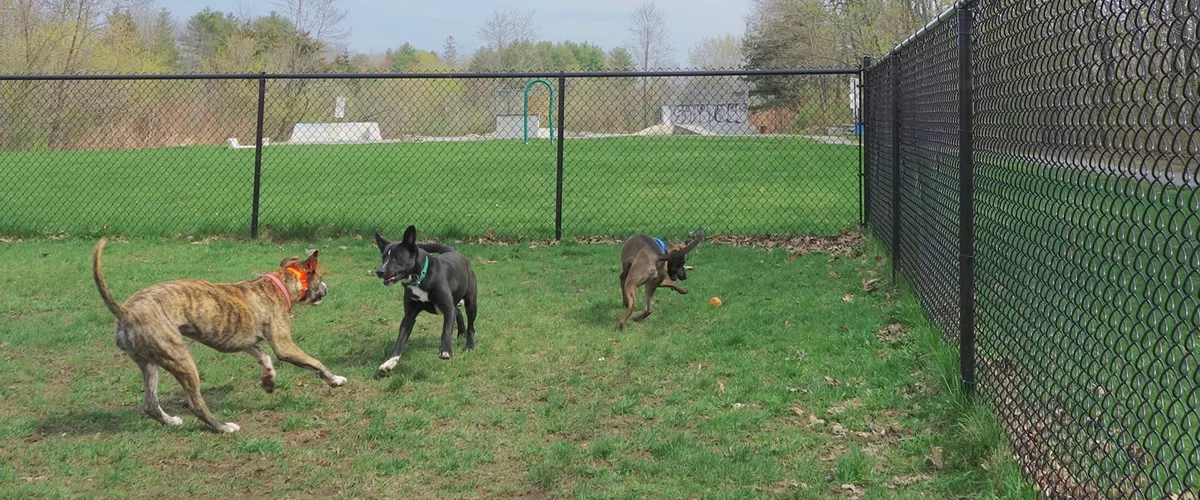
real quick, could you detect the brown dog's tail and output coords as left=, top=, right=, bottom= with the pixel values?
left=93, top=238, right=128, bottom=320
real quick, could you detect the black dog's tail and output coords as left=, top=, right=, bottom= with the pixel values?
left=93, top=238, right=130, bottom=320
left=418, top=243, right=457, bottom=254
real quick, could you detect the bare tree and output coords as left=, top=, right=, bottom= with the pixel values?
left=627, top=1, right=673, bottom=70
left=687, top=34, right=743, bottom=69
left=476, top=8, right=538, bottom=52
left=273, top=0, right=348, bottom=69
left=273, top=0, right=347, bottom=43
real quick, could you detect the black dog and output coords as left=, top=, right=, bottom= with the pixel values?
left=374, top=225, right=478, bottom=376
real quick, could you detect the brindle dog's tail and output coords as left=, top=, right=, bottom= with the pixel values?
left=93, top=238, right=129, bottom=320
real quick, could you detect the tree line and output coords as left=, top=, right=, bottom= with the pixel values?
left=0, top=0, right=947, bottom=151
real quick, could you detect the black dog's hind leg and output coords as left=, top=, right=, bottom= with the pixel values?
left=434, top=292, right=458, bottom=360
left=455, top=307, right=466, bottom=339
left=463, top=286, right=478, bottom=350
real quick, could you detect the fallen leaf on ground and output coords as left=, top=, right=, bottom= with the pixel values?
left=826, top=398, right=862, bottom=416
left=876, top=322, right=907, bottom=343
left=825, top=376, right=841, bottom=387
left=717, top=380, right=726, bottom=394
left=925, top=446, right=945, bottom=469
left=862, top=277, right=883, bottom=292
left=892, top=474, right=934, bottom=486
left=790, top=406, right=806, bottom=417
left=830, top=423, right=847, bottom=438
left=808, top=415, right=826, bottom=426
left=842, top=294, right=855, bottom=303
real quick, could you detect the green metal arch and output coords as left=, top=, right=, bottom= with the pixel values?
left=522, top=79, right=554, bottom=144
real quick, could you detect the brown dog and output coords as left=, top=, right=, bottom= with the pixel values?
left=617, top=228, right=704, bottom=329
left=92, top=238, right=345, bottom=433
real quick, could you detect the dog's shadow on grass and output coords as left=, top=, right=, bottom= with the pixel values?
left=325, top=334, right=436, bottom=379
left=32, top=385, right=235, bottom=436
left=567, top=298, right=620, bottom=329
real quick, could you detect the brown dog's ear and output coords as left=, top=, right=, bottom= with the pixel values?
left=375, top=230, right=390, bottom=251
left=658, top=227, right=704, bottom=261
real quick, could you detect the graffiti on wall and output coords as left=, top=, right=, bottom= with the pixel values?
left=664, top=103, right=750, bottom=125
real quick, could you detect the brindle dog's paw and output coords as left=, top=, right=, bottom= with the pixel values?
left=677, top=288, right=688, bottom=294
left=261, top=379, right=276, bottom=393
left=217, top=422, right=241, bottom=433
left=165, top=416, right=183, bottom=427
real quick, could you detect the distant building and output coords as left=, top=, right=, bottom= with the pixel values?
left=659, top=76, right=755, bottom=136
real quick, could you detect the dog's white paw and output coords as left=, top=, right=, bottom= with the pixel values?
left=440, top=351, right=451, bottom=360
left=328, top=375, right=347, bottom=387
left=218, top=422, right=241, bottom=433
left=378, top=356, right=400, bottom=373
left=165, top=415, right=183, bottom=427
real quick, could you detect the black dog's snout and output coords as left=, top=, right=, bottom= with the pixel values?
left=375, top=269, right=385, bottom=278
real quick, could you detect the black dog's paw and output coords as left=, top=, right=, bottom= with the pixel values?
left=440, top=351, right=452, bottom=360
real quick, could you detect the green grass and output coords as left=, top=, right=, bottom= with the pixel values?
left=0, top=236, right=1029, bottom=498
left=0, top=136, right=860, bottom=240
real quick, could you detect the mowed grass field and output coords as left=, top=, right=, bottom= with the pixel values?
left=0, top=136, right=861, bottom=240
left=0, top=237, right=1031, bottom=498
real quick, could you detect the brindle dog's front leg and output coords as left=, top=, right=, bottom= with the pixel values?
left=267, top=328, right=347, bottom=388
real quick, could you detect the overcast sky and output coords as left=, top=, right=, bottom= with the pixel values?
left=156, top=0, right=753, bottom=61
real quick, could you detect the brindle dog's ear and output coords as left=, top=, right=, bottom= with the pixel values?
left=280, top=256, right=302, bottom=268
left=402, top=225, right=417, bottom=248
left=374, top=230, right=390, bottom=251
left=305, top=249, right=319, bottom=268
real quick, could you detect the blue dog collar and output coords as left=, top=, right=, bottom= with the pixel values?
left=653, top=237, right=667, bottom=254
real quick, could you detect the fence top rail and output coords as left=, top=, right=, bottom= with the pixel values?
left=867, top=0, right=972, bottom=70
left=0, top=67, right=861, bottom=82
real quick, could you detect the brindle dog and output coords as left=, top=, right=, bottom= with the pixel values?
left=617, top=228, right=704, bottom=329
left=93, top=238, right=345, bottom=433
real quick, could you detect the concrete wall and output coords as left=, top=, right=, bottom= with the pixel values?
left=289, top=122, right=383, bottom=143
left=494, top=115, right=540, bottom=139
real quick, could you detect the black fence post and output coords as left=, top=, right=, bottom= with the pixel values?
left=957, top=3, right=977, bottom=396
left=860, top=56, right=871, bottom=228
left=555, top=73, right=566, bottom=241
left=251, top=73, right=266, bottom=239
left=890, top=54, right=902, bottom=279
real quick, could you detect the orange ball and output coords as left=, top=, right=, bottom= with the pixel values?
left=709, top=297, right=723, bottom=307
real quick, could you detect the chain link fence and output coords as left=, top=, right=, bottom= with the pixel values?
left=0, top=69, right=862, bottom=240
left=865, top=0, right=1199, bottom=496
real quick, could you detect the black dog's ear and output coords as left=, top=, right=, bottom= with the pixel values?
left=374, top=230, right=390, bottom=251
left=402, top=225, right=417, bottom=248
